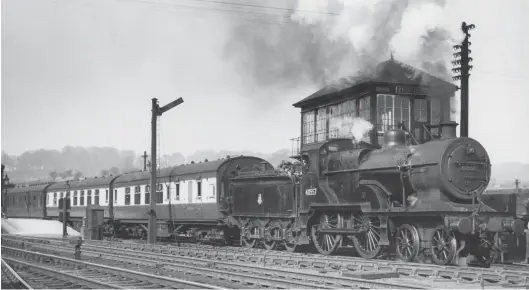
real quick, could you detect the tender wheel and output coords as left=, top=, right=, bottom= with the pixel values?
left=395, top=224, right=420, bottom=262
left=351, top=214, right=383, bottom=259
left=242, top=224, right=258, bottom=248
left=311, top=212, right=342, bottom=255
left=263, top=223, right=281, bottom=251
left=284, top=242, right=300, bottom=252
left=429, top=226, right=457, bottom=265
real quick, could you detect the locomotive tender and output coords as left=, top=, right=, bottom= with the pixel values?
left=4, top=59, right=527, bottom=266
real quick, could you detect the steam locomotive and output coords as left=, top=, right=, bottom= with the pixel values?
left=4, top=122, right=527, bottom=266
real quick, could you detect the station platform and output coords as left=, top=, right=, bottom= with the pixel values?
left=1, top=218, right=80, bottom=238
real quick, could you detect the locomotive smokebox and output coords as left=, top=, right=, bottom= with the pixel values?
left=383, top=128, right=406, bottom=148
left=440, top=121, right=459, bottom=140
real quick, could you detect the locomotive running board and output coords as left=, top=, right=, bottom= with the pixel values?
left=318, top=228, right=365, bottom=234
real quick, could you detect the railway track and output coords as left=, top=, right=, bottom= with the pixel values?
left=2, top=239, right=427, bottom=289
left=4, top=235, right=528, bottom=288
left=8, top=235, right=528, bottom=285
left=1, top=247, right=223, bottom=289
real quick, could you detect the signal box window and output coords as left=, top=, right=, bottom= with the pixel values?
left=144, top=185, right=150, bottom=205
left=414, top=99, right=428, bottom=122
left=87, top=190, right=92, bottom=205
left=80, top=191, right=85, bottom=206
left=125, top=187, right=131, bottom=205
left=94, top=189, right=100, bottom=205
left=134, top=186, right=141, bottom=205
left=376, top=94, right=410, bottom=133
left=328, top=100, right=356, bottom=139
left=302, top=111, right=315, bottom=144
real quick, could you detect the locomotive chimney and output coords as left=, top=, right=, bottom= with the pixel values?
left=383, top=128, right=406, bottom=148
left=440, top=121, right=459, bottom=140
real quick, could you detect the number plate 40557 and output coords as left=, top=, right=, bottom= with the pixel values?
left=305, top=188, right=317, bottom=196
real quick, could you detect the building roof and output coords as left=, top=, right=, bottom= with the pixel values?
left=293, top=58, right=459, bottom=108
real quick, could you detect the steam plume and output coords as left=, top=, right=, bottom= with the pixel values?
left=330, top=116, right=374, bottom=143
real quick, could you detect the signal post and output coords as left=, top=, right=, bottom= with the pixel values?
left=148, top=97, right=184, bottom=244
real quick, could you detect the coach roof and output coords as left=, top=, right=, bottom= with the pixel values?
left=7, top=183, right=52, bottom=194
left=113, top=158, right=229, bottom=186
left=47, top=176, right=114, bottom=191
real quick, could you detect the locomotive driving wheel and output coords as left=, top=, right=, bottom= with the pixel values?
left=311, top=212, right=342, bottom=255
left=429, top=226, right=457, bottom=265
left=395, top=224, right=421, bottom=262
left=351, top=213, right=383, bottom=259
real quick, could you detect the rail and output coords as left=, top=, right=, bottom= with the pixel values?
left=2, top=246, right=223, bottom=289
left=2, top=236, right=429, bottom=289
left=5, top=234, right=528, bottom=287
left=1, top=258, right=33, bottom=290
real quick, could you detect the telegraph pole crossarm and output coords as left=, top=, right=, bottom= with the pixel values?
left=452, top=21, right=475, bottom=138
left=148, top=97, right=184, bottom=245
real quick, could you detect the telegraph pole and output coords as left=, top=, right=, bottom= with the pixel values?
left=142, top=151, right=149, bottom=171
left=148, top=97, right=184, bottom=244
left=452, top=21, right=475, bottom=137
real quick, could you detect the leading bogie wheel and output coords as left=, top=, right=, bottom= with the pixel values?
left=429, top=226, right=457, bottom=265
left=395, top=224, right=421, bottom=262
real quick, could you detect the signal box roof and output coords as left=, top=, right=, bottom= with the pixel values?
left=293, top=58, right=459, bottom=108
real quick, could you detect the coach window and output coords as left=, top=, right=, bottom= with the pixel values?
left=134, top=186, right=141, bottom=205
left=87, top=190, right=92, bottom=205
left=73, top=191, right=78, bottom=206
left=80, top=190, right=85, bottom=206
left=156, top=184, right=163, bottom=204
left=53, top=192, right=57, bottom=206
left=125, top=187, right=131, bottom=205
left=105, top=189, right=109, bottom=204
left=94, top=189, right=100, bottom=205
left=197, top=180, right=202, bottom=200
left=114, top=189, right=117, bottom=204
left=175, top=183, right=180, bottom=201
left=144, top=185, right=150, bottom=204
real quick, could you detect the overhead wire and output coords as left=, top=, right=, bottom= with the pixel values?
left=116, top=0, right=334, bottom=26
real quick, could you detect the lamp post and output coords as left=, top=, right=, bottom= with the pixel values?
left=2, top=164, right=9, bottom=218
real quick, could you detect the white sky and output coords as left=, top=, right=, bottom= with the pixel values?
left=1, top=0, right=528, bottom=164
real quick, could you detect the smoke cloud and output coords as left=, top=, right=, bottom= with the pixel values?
left=224, top=0, right=464, bottom=98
